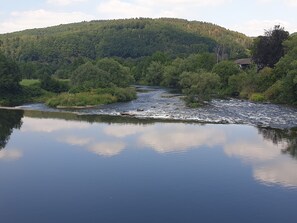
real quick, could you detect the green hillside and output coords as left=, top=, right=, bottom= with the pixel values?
left=0, top=18, right=251, bottom=66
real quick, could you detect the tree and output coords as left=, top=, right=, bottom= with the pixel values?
left=212, top=60, right=241, bottom=87
left=251, top=25, right=289, bottom=70
left=179, top=71, right=221, bottom=102
left=0, top=53, right=21, bottom=94
left=267, top=35, right=297, bottom=104
left=40, top=74, right=69, bottom=93
left=162, top=58, right=184, bottom=88
left=71, top=62, right=110, bottom=89
left=71, top=59, right=134, bottom=89
left=96, top=58, right=134, bottom=87
left=145, top=61, right=164, bottom=85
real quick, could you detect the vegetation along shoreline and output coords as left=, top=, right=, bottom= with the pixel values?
left=1, top=18, right=296, bottom=108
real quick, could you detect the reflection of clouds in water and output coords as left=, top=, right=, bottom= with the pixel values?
left=223, top=137, right=297, bottom=188
left=254, top=161, right=297, bottom=188
left=89, top=142, right=125, bottom=157
left=105, top=124, right=226, bottom=153
left=21, top=117, right=89, bottom=133
left=104, top=125, right=146, bottom=137
left=61, top=124, right=226, bottom=157
left=59, top=136, right=125, bottom=157
left=60, top=136, right=92, bottom=146
left=24, top=116, right=297, bottom=188
left=138, top=125, right=226, bottom=153
left=224, top=140, right=286, bottom=162
left=0, top=149, right=22, bottom=160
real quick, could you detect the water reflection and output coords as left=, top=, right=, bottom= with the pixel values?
left=104, top=124, right=227, bottom=153
left=258, top=128, right=297, bottom=159
left=0, top=109, right=23, bottom=160
left=1, top=109, right=297, bottom=188
left=0, top=109, right=23, bottom=150
left=252, top=128, right=297, bottom=188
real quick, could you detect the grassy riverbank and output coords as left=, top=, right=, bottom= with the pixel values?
left=0, top=79, right=136, bottom=108
left=46, top=87, right=136, bottom=108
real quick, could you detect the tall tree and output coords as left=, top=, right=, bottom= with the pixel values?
left=0, top=52, right=21, bottom=94
left=251, top=25, right=289, bottom=70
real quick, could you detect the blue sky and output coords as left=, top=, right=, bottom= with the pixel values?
left=1, top=0, right=297, bottom=36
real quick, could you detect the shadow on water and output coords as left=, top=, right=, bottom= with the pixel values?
left=258, top=127, right=297, bottom=159
left=0, top=109, right=23, bottom=150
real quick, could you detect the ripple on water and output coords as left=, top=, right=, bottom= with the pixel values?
left=15, top=86, right=297, bottom=129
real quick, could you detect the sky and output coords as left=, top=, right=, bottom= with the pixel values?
left=0, top=0, right=297, bottom=36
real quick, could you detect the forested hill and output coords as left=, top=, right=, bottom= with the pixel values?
left=0, top=18, right=251, bottom=63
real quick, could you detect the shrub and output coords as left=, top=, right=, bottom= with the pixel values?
left=250, top=93, right=266, bottom=102
left=264, top=80, right=283, bottom=102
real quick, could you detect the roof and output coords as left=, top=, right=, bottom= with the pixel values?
left=235, top=58, right=252, bottom=65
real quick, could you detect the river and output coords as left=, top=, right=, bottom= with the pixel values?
left=0, top=87, right=297, bottom=223
left=16, top=86, right=297, bottom=129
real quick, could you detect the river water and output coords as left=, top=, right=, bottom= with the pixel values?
left=16, top=86, right=297, bottom=129
left=1, top=87, right=297, bottom=222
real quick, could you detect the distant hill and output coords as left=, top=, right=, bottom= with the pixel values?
left=0, top=18, right=251, bottom=66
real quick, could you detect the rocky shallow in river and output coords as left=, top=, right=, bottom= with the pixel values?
left=16, top=86, right=297, bottom=129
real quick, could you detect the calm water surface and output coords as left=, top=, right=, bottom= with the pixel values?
left=1, top=109, right=297, bottom=223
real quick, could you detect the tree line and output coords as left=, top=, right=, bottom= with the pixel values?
left=0, top=21, right=296, bottom=107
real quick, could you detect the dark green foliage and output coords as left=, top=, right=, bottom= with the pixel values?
left=212, top=61, right=241, bottom=86
left=264, top=35, right=297, bottom=104
left=179, top=71, right=221, bottom=104
left=251, top=25, right=289, bottom=69
left=162, top=58, right=184, bottom=88
left=71, top=62, right=109, bottom=88
left=181, top=53, right=216, bottom=72
left=0, top=18, right=251, bottom=75
left=71, top=58, right=133, bottom=89
left=40, top=75, right=69, bottom=93
left=96, top=58, right=133, bottom=87
left=145, top=61, right=164, bottom=85
left=0, top=53, right=21, bottom=94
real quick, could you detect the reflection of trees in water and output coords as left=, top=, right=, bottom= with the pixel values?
left=0, top=109, right=23, bottom=150
left=258, top=127, right=297, bottom=159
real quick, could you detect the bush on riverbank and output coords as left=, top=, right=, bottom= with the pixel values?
left=46, top=87, right=137, bottom=108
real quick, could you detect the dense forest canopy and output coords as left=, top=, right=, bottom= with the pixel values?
left=0, top=18, right=251, bottom=78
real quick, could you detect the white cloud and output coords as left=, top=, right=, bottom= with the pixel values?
left=47, top=0, right=88, bottom=6
left=141, top=0, right=231, bottom=7
left=256, top=0, right=297, bottom=6
left=0, top=9, right=94, bottom=34
left=0, top=149, right=23, bottom=160
left=21, top=117, right=89, bottom=133
left=97, top=0, right=152, bottom=19
left=286, top=0, right=297, bottom=6
left=230, top=19, right=296, bottom=36
left=97, top=0, right=232, bottom=19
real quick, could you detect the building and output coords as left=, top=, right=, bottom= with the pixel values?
left=235, top=58, right=252, bottom=69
